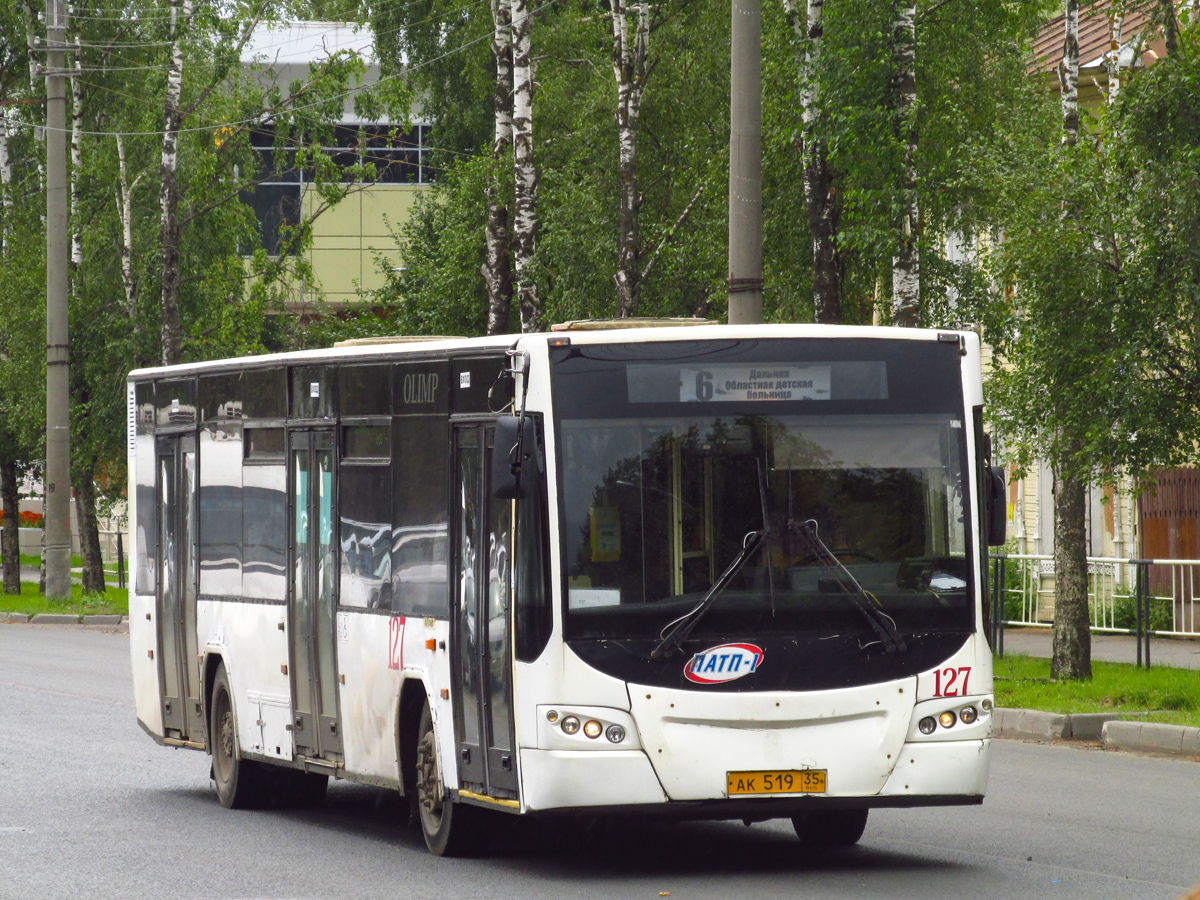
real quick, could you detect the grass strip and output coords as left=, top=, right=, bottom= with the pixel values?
left=0, top=581, right=128, bottom=617
left=995, top=653, right=1200, bottom=729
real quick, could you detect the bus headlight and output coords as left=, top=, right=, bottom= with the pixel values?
left=918, top=716, right=937, bottom=735
left=583, top=720, right=603, bottom=739
left=605, top=724, right=626, bottom=743
left=959, top=706, right=978, bottom=725
left=561, top=715, right=580, bottom=735
left=938, top=711, right=957, bottom=729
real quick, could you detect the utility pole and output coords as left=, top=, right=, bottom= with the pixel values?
left=727, top=0, right=762, bottom=324
left=44, top=0, right=71, bottom=600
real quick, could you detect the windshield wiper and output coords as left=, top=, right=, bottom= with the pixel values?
left=788, top=518, right=907, bottom=654
left=651, top=528, right=767, bottom=660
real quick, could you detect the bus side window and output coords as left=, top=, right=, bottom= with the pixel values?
left=515, top=419, right=552, bottom=662
left=391, top=414, right=450, bottom=618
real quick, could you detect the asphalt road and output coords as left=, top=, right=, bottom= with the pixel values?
left=3, top=624, right=1199, bottom=900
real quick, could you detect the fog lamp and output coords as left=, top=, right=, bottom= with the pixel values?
left=938, top=711, right=957, bottom=729
left=959, top=706, right=978, bottom=725
left=606, top=724, right=626, bottom=743
left=561, top=715, right=580, bottom=735
left=918, top=716, right=937, bottom=735
left=583, top=720, right=603, bottom=739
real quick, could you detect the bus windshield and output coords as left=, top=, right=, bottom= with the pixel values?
left=551, top=339, right=975, bottom=646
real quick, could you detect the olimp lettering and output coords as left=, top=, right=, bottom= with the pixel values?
left=403, top=372, right=439, bottom=404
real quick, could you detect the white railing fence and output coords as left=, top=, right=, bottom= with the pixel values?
left=991, top=553, right=1200, bottom=639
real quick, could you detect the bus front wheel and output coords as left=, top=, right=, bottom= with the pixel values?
left=791, top=809, right=868, bottom=846
left=210, top=663, right=264, bottom=809
left=415, top=702, right=484, bottom=856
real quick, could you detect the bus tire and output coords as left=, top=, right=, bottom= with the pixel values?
left=415, top=702, right=484, bottom=856
left=210, top=663, right=264, bottom=809
left=791, top=809, right=868, bottom=846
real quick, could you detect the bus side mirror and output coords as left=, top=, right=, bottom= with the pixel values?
left=987, top=466, right=1007, bottom=547
left=493, top=415, right=530, bottom=500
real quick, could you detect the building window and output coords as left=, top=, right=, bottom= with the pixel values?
left=243, top=123, right=434, bottom=257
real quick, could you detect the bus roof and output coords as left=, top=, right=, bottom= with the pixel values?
left=127, top=323, right=975, bottom=381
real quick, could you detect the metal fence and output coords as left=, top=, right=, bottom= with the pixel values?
left=989, top=553, right=1200, bottom=666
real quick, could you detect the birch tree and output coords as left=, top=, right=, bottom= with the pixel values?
left=510, top=0, right=541, bottom=332
left=483, top=0, right=514, bottom=335
left=0, top=0, right=43, bottom=595
left=611, top=0, right=650, bottom=317
left=783, top=0, right=841, bottom=323
left=159, top=0, right=191, bottom=366
left=1047, top=0, right=1093, bottom=682
left=890, top=0, right=919, bottom=327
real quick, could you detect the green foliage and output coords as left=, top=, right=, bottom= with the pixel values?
left=366, top=0, right=735, bottom=332
left=970, top=24, right=1200, bottom=485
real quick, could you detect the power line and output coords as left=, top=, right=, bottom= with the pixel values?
left=10, top=2, right=546, bottom=140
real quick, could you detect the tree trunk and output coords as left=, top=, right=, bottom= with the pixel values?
left=1104, top=11, right=1124, bottom=107
left=116, top=133, right=139, bottom=317
left=890, top=0, right=919, bottom=328
left=612, top=0, right=650, bottom=318
left=787, top=0, right=842, bottom=323
left=159, top=0, right=191, bottom=366
left=1159, top=0, right=1178, bottom=58
left=74, top=464, right=105, bottom=595
left=1060, top=0, right=1079, bottom=149
left=510, top=0, right=542, bottom=333
left=1, top=456, right=20, bottom=595
left=1048, top=0, right=1090, bottom=682
left=0, top=113, right=11, bottom=257
left=1051, top=453, right=1092, bottom=680
left=484, top=0, right=515, bottom=336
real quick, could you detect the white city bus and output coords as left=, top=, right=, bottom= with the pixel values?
left=128, top=322, right=1006, bottom=855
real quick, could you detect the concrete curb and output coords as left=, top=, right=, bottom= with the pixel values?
left=997, top=707, right=1200, bottom=758
left=1101, top=720, right=1200, bottom=757
left=2, top=613, right=126, bottom=630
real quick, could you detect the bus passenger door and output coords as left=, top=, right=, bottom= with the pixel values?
left=452, top=423, right=517, bottom=798
left=156, top=435, right=204, bottom=741
left=288, top=429, right=343, bottom=761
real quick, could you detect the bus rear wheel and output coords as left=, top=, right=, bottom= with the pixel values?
left=791, top=809, right=868, bottom=846
left=415, top=702, right=484, bottom=856
left=210, top=663, right=264, bottom=809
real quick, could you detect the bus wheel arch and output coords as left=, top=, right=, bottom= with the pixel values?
left=397, top=678, right=427, bottom=816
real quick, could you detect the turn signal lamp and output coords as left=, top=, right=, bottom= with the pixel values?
left=960, top=706, right=978, bottom=725
left=583, top=720, right=603, bottom=739
left=981, top=699, right=993, bottom=712
left=561, top=715, right=581, bottom=735
left=545, top=710, right=559, bottom=723
left=918, top=716, right=937, bottom=735
left=938, top=711, right=957, bottom=729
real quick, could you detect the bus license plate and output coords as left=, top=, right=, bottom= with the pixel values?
left=726, top=769, right=827, bottom=795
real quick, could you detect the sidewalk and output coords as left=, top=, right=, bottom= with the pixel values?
left=998, top=625, right=1200, bottom=670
